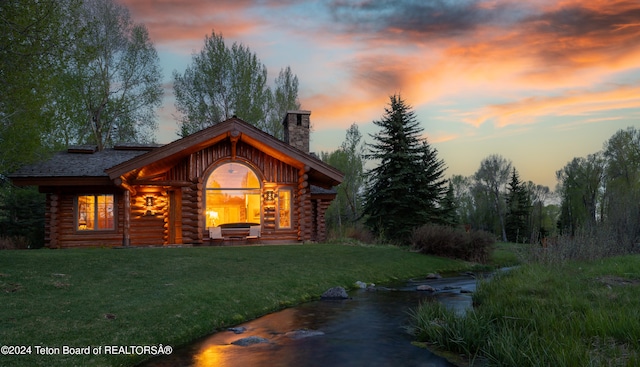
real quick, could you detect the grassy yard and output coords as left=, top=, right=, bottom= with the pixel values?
left=413, top=253, right=640, bottom=366
left=0, top=243, right=467, bottom=367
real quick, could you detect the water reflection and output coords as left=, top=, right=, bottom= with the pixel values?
left=141, top=274, right=479, bottom=367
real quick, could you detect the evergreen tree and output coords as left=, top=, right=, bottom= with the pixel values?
left=440, top=180, right=458, bottom=226
left=363, top=95, right=448, bottom=243
left=505, top=168, right=530, bottom=242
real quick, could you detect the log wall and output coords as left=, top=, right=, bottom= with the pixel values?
left=45, top=137, right=334, bottom=248
left=129, top=189, right=166, bottom=246
left=297, top=167, right=312, bottom=241
left=312, top=198, right=332, bottom=242
left=47, top=192, right=125, bottom=248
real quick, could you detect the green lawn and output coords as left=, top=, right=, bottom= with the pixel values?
left=0, top=243, right=467, bottom=367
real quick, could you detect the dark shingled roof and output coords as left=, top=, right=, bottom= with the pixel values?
left=311, top=185, right=337, bottom=195
left=9, top=148, right=150, bottom=178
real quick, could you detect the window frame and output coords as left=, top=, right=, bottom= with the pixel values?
left=277, top=187, right=292, bottom=229
left=204, top=162, right=263, bottom=227
left=75, top=194, right=117, bottom=232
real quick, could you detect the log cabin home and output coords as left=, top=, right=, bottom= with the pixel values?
left=9, top=111, right=343, bottom=248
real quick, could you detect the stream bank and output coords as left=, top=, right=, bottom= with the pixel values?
left=139, top=272, right=481, bottom=367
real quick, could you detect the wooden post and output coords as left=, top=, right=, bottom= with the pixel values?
left=49, top=193, right=59, bottom=248
left=123, top=190, right=131, bottom=247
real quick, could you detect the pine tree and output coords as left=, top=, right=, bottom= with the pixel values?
left=440, top=180, right=458, bottom=226
left=363, top=95, right=448, bottom=243
left=505, top=168, right=530, bottom=242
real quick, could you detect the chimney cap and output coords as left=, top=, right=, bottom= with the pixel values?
left=286, top=110, right=311, bottom=115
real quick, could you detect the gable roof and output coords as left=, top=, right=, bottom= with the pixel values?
left=106, top=117, right=343, bottom=188
left=10, top=117, right=343, bottom=189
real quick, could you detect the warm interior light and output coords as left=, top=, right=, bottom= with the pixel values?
left=144, top=195, right=155, bottom=216
left=207, top=210, right=219, bottom=227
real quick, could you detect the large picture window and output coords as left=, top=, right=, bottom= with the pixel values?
left=205, top=163, right=261, bottom=227
left=77, top=194, right=115, bottom=231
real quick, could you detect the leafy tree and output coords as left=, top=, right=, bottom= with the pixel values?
left=602, top=127, right=640, bottom=248
left=505, top=168, right=530, bottom=243
left=0, top=0, right=81, bottom=172
left=265, top=66, right=301, bottom=139
left=450, top=174, right=477, bottom=227
left=473, top=154, right=512, bottom=242
left=362, top=95, right=448, bottom=243
left=440, top=180, right=458, bottom=226
left=0, top=180, right=44, bottom=248
left=525, top=181, right=554, bottom=240
left=556, top=153, right=604, bottom=235
left=174, top=31, right=300, bottom=137
left=1, top=0, right=161, bottom=246
left=60, top=0, right=163, bottom=150
left=322, top=123, right=365, bottom=234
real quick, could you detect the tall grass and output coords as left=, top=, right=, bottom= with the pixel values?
left=412, top=257, right=640, bottom=366
left=525, top=225, right=640, bottom=265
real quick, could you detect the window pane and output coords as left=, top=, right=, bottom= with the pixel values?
left=77, top=194, right=114, bottom=231
left=206, top=163, right=260, bottom=189
left=206, top=190, right=260, bottom=226
left=78, top=195, right=94, bottom=230
left=278, top=190, right=291, bottom=228
left=205, top=163, right=261, bottom=227
left=96, top=195, right=114, bottom=229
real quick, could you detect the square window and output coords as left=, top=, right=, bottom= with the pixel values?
left=77, top=194, right=115, bottom=231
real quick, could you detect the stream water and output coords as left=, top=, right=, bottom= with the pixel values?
left=139, top=272, right=480, bottom=367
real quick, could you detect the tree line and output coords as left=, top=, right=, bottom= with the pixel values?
left=322, top=95, right=640, bottom=251
left=556, top=127, right=640, bottom=251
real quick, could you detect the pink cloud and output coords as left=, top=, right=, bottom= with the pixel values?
left=118, top=0, right=267, bottom=43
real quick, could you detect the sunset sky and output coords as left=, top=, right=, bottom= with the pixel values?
left=118, top=0, right=640, bottom=189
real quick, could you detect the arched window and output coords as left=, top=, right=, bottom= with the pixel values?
left=205, top=163, right=261, bottom=227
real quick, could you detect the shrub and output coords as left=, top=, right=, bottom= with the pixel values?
left=0, top=185, right=45, bottom=248
left=410, top=224, right=495, bottom=262
left=0, top=236, right=30, bottom=250
left=327, top=223, right=376, bottom=245
left=345, top=223, right=376, bottom=244
left=525, top=223, right=640, bottom=265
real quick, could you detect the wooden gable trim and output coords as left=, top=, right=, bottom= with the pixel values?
left=105, top=118, right=343, bottom=187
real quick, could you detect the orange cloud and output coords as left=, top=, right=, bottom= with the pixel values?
left=426, top=132, right=459, bottom=144
left=464, top=85, right=640, bottom=128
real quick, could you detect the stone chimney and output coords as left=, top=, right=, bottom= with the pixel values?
left=282, top=110, right=310, bottom=153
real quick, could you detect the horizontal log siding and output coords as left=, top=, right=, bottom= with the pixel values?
left=129, top=191, right=166, bottom=246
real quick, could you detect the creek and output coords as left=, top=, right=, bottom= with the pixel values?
left=139, top=272, right=481, bottom=367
